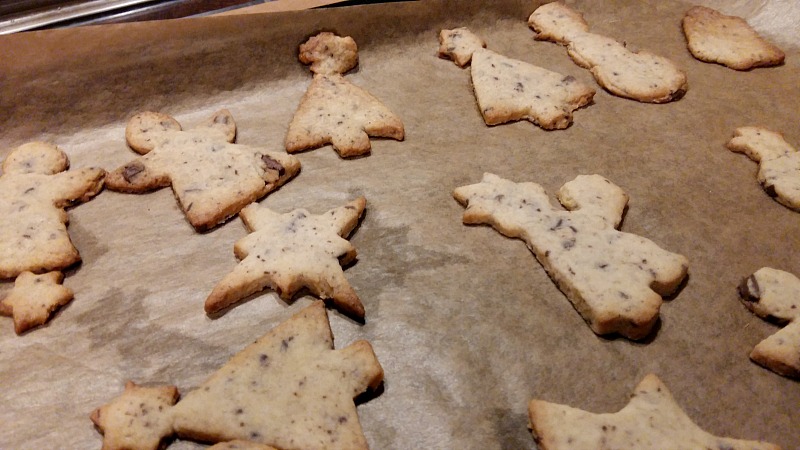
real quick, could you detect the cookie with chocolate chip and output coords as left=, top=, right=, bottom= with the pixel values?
left=470, top=48, right=595, bottom=130
left=0, top=271, right=73, bottom=334
left=299, top=31, right=358, bottom=75
left=172, top=301, right=384, bottom=449
left=206, top=197, right=367, bottom=319
left=90, top=381, right=179, bottom=450
left=454, top=173, right=688, bottom=340
left=438, top=27, right=486, bottom=67
left=683, top=6, right=785, bottom=70
left=0, top=141, right=105, bottom=279
left=528, top=2, right=687, bottom=103
left=107, top=110, right=301, bottom=231
left=738, top=267, right=800, bottom=379
left=285, top=74, right=404, bottom=158
left=727, top=126, right=800, bottom=212
left=529, top=374, right=780, bottom=449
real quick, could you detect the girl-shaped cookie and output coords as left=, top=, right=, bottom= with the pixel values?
left=107, top=110, right=301, bottom=231
left=0, top=142, right=105, bottom=278
left=454, top=173, right=688, bottom=340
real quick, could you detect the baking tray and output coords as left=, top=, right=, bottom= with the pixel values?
left=1, top=0, right=798, bottom=448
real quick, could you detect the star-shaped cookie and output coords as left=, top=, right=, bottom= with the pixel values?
left=0, top=141, right=105, bottom=278
left=739, top=267, right=800, bottom=379
left=90, top=381, right=179, bottom=450
left=106, top=109, right=301, bottom=231
left=206, top=197, right=367, bottom=318
left=454, top=173, right=688, bottom=340
left=727, top=126, right=800, bottom=212
left=529, top=374, right=780, bottom=449
left=172, top=301, right=384, bottom=449
left=0, top=271, right=73, bottom=334
left=285, top=74, right=404, bottom=157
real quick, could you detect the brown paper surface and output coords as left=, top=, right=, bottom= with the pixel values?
left=1, top=0, right=798, bottom=448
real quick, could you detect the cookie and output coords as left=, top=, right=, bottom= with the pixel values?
left=454, top=173, right=688, bottom=340
left=0, top=141, right=105, bottom=278
left=438, top=27, right=487, bottom=67
left=682, top=6, right=785, bottom=70
left=106, top=109, right=301, bottom=231
left=172, top=301, right=384, bottom=449
left=90, top=381, right=179, bottom=450
left=0, top=271, right=73, bottom=334
left=528, top=374, right=780, bottom=449
left=738, top=267, right=800, bottom=379
left=526, top=1, right=589, bottom=44
left=284, top=74, right=404, bottom=157
left=208, top=441, right=279, bottom=450
left=528, top=2, right=687, bottom=103
left=470, top=48, right=595, bottom=130
left=299, top=32, right=359, bottom=75
left=726, top=126, right=800, bottom=211
left=206, top=197, right=367, bottom=319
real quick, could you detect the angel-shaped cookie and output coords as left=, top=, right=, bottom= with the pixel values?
left=454, top=173, right=688, bottom=340
left=206, top=197, right=367, bottom=319
left=727, top=126, right=800, bottom=212
left=739, top=267, right=800, bottom=379
left=106, top=110, right=301, bottom=231
left=529, top=374, right=780, bottom=449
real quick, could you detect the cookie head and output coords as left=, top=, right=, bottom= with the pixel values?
left=125, top=111, right=182, bottom=154
left=299, top=32, right=359, bottom=75
left=2, top=142, right=69, bottom=175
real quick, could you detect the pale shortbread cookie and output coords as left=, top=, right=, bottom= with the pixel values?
left=299, top=32, right=358, bottom=75
left=528, top=374, right=781, bottom=450
left=438, top=27, right=487, bottom=67
left=172, top=301, right=384, bottom=449
left=727, top=126, right=800, bottom=212
left=739, top=267, right=800, bottom=379
left=208, top=441, right=279, bottom=450
left=683, top=6, right=785, bottom=70
left=206, top=197, right=367, bottom=319
left=107, top=110, right=301, bottom=231
left=528, top=2, right=688, bottom=103
left=285, top=74, right=404, bottom=158
left=470, top=48, right=595, bottom=130
left=0, top=142, right=105, bottom=278
left=0, top=271, right=73, bottom=334
left=526, top=1, right=589, bottom=44
left=454, top=173, right=688, bottom=340
left=90, top=381, right=179, bottom=450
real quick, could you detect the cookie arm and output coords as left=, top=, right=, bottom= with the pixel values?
left=321, top=197, right=366, bottom=237
left=105, top=159, right=170, bottom=193
left=48, top=167, right=106, bottom=207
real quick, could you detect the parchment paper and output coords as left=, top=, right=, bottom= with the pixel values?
left=1, top=0, right=798, bottom=448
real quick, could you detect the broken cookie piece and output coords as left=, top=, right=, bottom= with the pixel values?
left=683, top=6, right=785, bottom=70
left=528, top=2, right=687, bottom=103
left=727, top=126, right=800, bottom=212
left=454, top=173, right=688, bottom=340
left=738, top=267, right=800, bottom=379
left=438, top=27, right=487, bottom=67
left=529, top=374, right=780, bottom=449
left=0, top=271, right=73, bottom=334
left=172, top=301, right=384, bottom=449
left=470, top=48, right=595, bottom=130
left=206, top=197, right=367, bottom=319
left=106, top=110, right=301, bottom=231
left=299, top=31, right=359, bottom=75
left=90, top=381, right=179, bottom=450
left=285, top=74, right=404, bottom=157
